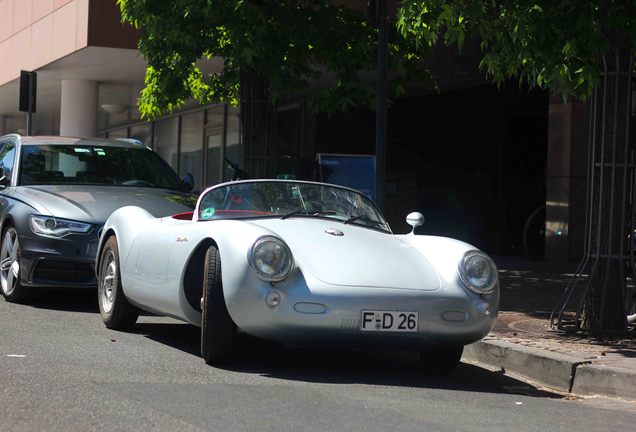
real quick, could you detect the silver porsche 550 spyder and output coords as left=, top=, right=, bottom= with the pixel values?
left=96, top=179, right=499, bottom=372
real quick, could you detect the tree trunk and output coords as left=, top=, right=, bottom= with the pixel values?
left=239, top=69, right=270, bottom=179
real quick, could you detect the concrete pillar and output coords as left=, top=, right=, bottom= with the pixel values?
left=0, top=115, right=5, bottom=135
left=545, top=97, right=589, bottom=262
left=60, top=80, right=98, bottom=137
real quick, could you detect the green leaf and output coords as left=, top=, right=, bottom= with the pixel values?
left=530, top=5, right=543, bottom=13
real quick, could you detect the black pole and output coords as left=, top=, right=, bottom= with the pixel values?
left=20, top=70, right=36, bottom=135
left=27, top=74, right=33, bottom=136
left=375, top=0, right=387, bottom=212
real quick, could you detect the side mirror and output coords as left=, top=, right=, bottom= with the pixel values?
left=406, top=212, right=425, bottom=234
left=182, top=173, right=194, bottom=192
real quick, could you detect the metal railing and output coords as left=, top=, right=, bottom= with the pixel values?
left=551, top=45, right=635, bottom=333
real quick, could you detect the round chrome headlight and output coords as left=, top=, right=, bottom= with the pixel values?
left=249, top=236, right=294, bottom=282
left=458, top=250, right=497, bottom=295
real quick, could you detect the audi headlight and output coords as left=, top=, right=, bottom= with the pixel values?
left=249, top=236, right=294, bottom=282
left=458, top=250, right=497, bottom=295
left=29, top=215, right=92, bottom=238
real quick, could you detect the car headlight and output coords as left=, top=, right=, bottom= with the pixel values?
left=249, top=236, right=294, bottom=282
left=29, top=215, right=92, bottom=238
left=458, top=250, right=497, bottom=295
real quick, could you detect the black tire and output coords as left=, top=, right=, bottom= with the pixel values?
left=0, top=225, right=33, bottom=303
left=98, top=236, right=139, bottom=329
left=201, top=245, right=237, bottom=365
left=419, top=346, right=464, bottom=374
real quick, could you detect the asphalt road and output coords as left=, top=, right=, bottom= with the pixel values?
left=2, top=289, right=636, bottom=432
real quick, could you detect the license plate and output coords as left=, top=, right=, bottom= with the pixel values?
left=360, top=310, right=418, bottom=332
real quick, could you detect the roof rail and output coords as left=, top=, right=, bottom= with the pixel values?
left=114, top=137, right=146, bottom=147
left=0, top=133, right=22, bottom=140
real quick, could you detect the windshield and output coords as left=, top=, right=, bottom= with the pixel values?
left=18, top=144, right=183, bottom=190
left=197, top=181, right=390, bottom=232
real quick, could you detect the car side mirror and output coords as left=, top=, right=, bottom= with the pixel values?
left=182, top=173, right=194, bottom=192
left=406, top=212, right=425, bottom=234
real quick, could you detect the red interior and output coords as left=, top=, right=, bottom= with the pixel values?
left=171, top=211, right=194, bottom=220
left=170, top=209, right=274, bottom=221
left=213, top=210, right=274, bottom=215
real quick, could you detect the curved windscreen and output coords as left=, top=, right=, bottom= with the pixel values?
left=19, top=144, right=183, bottom=190
left=196, top=181, right=390, bottom=232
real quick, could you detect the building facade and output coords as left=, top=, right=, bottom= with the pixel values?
left=0, top=0, right=239, bottom=192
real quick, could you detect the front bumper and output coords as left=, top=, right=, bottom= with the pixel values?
left=227, top=272, right=499, bottom=351
left=19, top=231, right=100, bottom=288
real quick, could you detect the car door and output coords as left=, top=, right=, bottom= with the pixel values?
left=123, top=223, right=181, bottom=316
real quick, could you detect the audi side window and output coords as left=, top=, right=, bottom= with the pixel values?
left=0, top=143, right=16, bottom=185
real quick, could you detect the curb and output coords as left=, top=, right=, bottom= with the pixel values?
left=571, top=364, right=636, bottom=400
left=463, top=338, right=585, bottom=392
left=463, top=339, right=636, bottom=400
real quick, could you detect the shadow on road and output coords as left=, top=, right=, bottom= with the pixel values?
left=133, top=322, right=202, bottom=356
left=133, top=320, right=563, bottom=399
left=22, top=288, right=99, bottom=313
left=15, top=288, right=153, bottom=318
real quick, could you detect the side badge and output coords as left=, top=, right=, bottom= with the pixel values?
left=325, top=228, right=344, bottom=236
left=176, top=237, right=188, bottom=243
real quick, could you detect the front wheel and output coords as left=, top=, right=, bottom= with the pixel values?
left=201, top=245, right=237, bottom=365
left=419, top=346, right=464, bottom=374
left=98, top=236, right=139, bottom=329
left=0, top=226, right=32, bottom=303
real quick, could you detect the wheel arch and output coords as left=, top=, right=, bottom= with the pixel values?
left=0, top=194, right=41, bottom=237
left=182, top=237, right=218, bottom=313
left=95, top=227, right=117, bottom=276
left=0, top=214, right=15, bottom=234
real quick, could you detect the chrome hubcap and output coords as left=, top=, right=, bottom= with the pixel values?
left=100, top=252, right=117, bottom=314
left=0, top=228, right=20, bottom=296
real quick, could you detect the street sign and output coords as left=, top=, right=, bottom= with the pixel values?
left=19, top=70, right=37, bottom=135
left=19, top=71, right=37, bottom=113
left=317, top=153, right=376, bottom=201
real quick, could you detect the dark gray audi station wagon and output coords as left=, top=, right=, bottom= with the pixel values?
left=0, top=134, right=197, bottom=303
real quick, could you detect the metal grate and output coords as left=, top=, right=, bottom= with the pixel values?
left=551, top=44, right=635, bottom=333
left=33, top=259, right=96, bottom=285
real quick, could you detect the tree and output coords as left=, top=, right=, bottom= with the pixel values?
left=117, top=1, right=429, bottom=176
left=398, top=0, right=636, bottom=333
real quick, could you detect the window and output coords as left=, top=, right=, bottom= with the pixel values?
left=204, top=105, right=243, bottom=185
left=0, top=143, right=16, bottom=184
left=155, top=117, right=179, bottom=171
left=18, top=145, right=182, bottom=190
left=205, top=105, right=225, bottom=186
left=180, top=111, right=204, bottom=191
left=224, top=106, right=241, bottom=182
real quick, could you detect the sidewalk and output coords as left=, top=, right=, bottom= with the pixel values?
left=462, top=256, right=636, bottom=401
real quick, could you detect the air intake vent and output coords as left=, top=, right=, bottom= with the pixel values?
left=33, top=260, right=95, bottom=284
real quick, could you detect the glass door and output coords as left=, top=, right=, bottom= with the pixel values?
left=204, top=105, right=226, bottom=186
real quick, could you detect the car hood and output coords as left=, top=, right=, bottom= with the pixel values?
left=247, top=218, right=440, bottom=291
left=14, top=185, right=197, bottom=224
